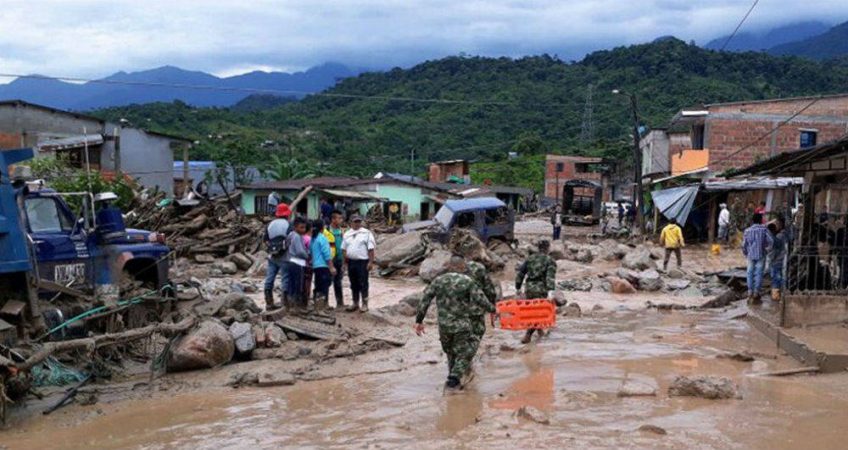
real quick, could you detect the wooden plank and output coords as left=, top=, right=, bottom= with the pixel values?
left=754, top=366, right=820, bottom=377
left=276, top=316, right=344, bottom=341
left=36, top=279, right=90, bottom=300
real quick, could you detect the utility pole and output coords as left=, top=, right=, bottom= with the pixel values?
left=613, top=89, right=644, bottom=234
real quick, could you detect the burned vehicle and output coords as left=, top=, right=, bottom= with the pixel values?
left=402, top=198, right=515, bottom=243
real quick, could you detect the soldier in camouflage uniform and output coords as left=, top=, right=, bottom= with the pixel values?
left=466, top=260, right=499, bottom=340
left=515, top=240, right=557, bottom=344
left=415, top=256, right=497, bottom=390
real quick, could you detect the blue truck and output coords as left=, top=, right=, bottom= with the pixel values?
left=0, top=148, right=171, bottom=339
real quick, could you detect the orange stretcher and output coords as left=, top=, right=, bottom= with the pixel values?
left=496, top=299, right=556, bottom=330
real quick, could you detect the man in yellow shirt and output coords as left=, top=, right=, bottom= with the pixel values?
left=660, top=218, right=685, bottom=271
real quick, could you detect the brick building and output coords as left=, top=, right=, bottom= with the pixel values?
left=666, top=94, right=848, bottom=175
left=427, top=159, right=469, bottom=183
left=544, top=155, right=609, bottom=201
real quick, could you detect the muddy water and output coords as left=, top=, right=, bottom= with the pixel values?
left=4, top=310, right=848, bottom=449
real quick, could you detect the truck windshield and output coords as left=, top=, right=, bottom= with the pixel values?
left=26, top=198, right=73, bottom=233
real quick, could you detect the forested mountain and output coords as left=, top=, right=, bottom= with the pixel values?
left=0, top=63, right=360, bottom=110
left=94, top=38, right=848, bottom=190
left=768, top=21, right=848, bottom=60
left=704, top=21, right=829, bottom=52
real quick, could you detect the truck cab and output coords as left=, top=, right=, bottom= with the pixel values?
left=23, top=185, right=171, bottom=299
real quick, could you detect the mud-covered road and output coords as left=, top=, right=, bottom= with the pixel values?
left=4, top=305, right=848, bottom=450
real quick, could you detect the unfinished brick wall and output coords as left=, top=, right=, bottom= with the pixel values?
left=544, top=155, right=603, bottom=199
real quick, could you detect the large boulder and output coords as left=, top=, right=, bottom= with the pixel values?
left=448, top=228, right=503, bottom=271
left=607, top=276, right=637, bottom=294
left=548, top=241, right=567, bottom=260
left=668, top=375, right=740, bottom=400
left=615, top=268, right=640, bottom=285
left=246, top=251, right=268, bottom=277
left=212, top=261, right=239, bottom=275
left=419, top=250, right=453, bottom=282
left=622, top=247, right=656, bottom=271
left=168, top=321, right=234, bottom=372
left=229, top=321, right=256, bottom=355
left=557, top=278, right=593, bottom=292
left=376, top=231, right=426, bottom=268
left=222, top=292, right=262, bottom=313
left=636, top=269, right=664, bottom=291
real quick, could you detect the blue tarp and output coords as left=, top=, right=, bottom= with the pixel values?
left=651, top=186, right=699, bottom=226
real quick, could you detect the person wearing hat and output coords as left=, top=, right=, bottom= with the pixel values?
left=718, top=203, right=731, bottom=244
left=264, top=203, right=292, bottom=310
left=342, top=214, right=377, bottom=312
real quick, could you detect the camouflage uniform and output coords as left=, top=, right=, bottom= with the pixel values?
left=416, top=272, right=496, bottom=380
left=466, top=261, right=498, bottom=339
left=515, top=252, right=557, bottom=342
left=515, top=253, right=556, bottom=299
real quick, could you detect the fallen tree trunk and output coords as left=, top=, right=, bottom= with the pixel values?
left=15, top=317, right=195, bottom=372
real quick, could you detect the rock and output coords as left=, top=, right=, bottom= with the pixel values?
left=557, top=278, right=592, bottom=292
left=213, top=261, right=239, bottom=275
left=700, top=290, right=740, bottom=308
left=615, top=268, right=640, bottom=285
left=419, top=250, right=453, bottom=282
left=592, top=304, right=604, bottom=312
left=168, top=321, right=234, bottom=372
left=636, top=269, right=664, bottom=291
left=667, top=267, right=686, bottom=279
left=265, top=324, right=287, bottom=348
left=376, top=231, right=425, bottom=268
left=500, top=343, right=517, bottom=352
left=574, top=248, right=593, bottom=263
left=562, top=303, right=582, bottom=317
left=668, top=375, right=740, bottom=400
left=614, top=244, right=631, bottom=259
left=246, top=251, right=268, bottom=277
left=548, top=241, right=567, bottom=260
left=401, top=292, right=424, bottom=308
left=617, top=377, right=658, bottom=397
left=649, top=247, right=664, bottom=260
left=391, top=302, right=417, bottom=317
left=222, top=293, right=262, bottom=313
left=256, top=371, right=297, bottom=387
left=229, top=322, right=256, bottom=355
left=194, top=254, right=216, bottom=264
left=717, top=351, right=755, bottom=362
left=665, top=279, right=691, bottom=290
left=515, top=406, right=550, bottom=425
left=607, top=276, right=637, bottom=294
left=253, top=324, right=266, bottom=348
left=622, top=247, right=655, bottom=271
left=449, top=228, right=503, bottom=271
left=550, top=290, right=568, bottom=307
left=638, top=424, right=667, bottom=435
left=286, top=332, right=299, bottom=341
left=229, top=253, right=253, bottom=271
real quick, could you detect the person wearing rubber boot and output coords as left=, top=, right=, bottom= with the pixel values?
left=515, top=240, right=556, bottom=344
left=264, top=203, right=291, bottom=311
left=342, top=215, right=376, bottom=313
left=415, top=256, right=496, bottom=391
left=466, top=260, right=498, bottom=341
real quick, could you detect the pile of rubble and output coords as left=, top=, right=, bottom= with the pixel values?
left=551, top=240, right=734, bottom=306
left=126, top=192, right=265, bottom=259
left=376, top=228, right=508, bottom=280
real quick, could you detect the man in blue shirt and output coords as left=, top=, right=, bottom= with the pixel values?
left=742, top=213, right=773, bottom=304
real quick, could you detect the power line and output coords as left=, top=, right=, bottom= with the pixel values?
left=0, top=72, right=524, bottom=108
left=720, top=0, right=760, bottom=51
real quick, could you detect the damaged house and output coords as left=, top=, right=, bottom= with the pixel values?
left=0, top=100, right=192, bottom=195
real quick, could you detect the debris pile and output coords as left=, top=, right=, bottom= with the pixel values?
left=126, top=192, right=265, bottom=259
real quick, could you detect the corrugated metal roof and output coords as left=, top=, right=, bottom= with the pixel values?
left=702, top=177, right=803, bottom=191
left=651, top=186, right=699, bottom=226
left=734, top=136, right=848, bottom=176
left=319, top=189, right=386, bottom=201
left=36, top=134, right=104, bottom=152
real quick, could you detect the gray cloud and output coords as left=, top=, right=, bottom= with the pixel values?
left=0, top=0, right=846, bottom=79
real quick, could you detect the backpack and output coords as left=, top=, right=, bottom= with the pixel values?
left=268, top=235, right=289, bottom=257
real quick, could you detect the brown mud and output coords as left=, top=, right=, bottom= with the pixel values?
left=3, top=306, right=848, bottom=449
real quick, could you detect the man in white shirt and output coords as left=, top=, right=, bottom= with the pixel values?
left=718, top=203, right=731, bottom=244
left=342, top=215, right=376, bottom=312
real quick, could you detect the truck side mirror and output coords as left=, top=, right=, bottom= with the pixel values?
left=72, top=217, right=86, bottom=235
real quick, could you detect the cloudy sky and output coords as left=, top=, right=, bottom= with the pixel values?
left=1, top=0, right=846, bottom=79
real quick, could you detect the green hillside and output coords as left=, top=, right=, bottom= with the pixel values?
left=94, top=38, right=848, bottom=190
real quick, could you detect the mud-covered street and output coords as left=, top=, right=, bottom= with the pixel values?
left=3, top=219, right=848, bottom=449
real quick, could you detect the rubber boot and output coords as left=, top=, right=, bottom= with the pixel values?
left=359, top=298, right=369, bottom=313
left=264, top=289, right=275, bottom=310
